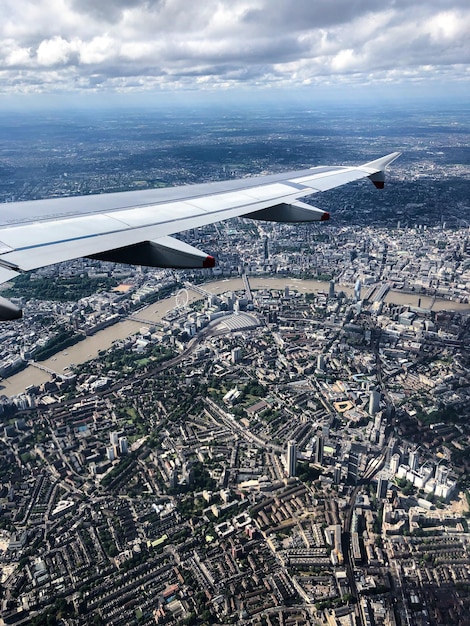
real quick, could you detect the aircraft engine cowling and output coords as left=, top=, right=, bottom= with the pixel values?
left=0, top=296, right=22, bottom=321
left=88, top=235, right=215, bottom=269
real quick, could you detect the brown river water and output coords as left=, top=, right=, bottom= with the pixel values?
left=1, top=277, right=467, bottom=397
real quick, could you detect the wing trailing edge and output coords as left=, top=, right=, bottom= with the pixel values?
left=244, top=201, right=329, bottom=223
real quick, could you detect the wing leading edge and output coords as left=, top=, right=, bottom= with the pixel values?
left=0, top=151, right=400, bottom=319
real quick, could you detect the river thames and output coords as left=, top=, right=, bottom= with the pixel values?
left=1, top=277, right=468, bottom=397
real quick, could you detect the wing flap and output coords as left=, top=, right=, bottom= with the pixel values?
left=245, top=201, right=329, bottom=222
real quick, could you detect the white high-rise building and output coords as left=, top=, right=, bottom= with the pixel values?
left=390, top=453, right=400, bottom=474
left=354, top=279, right=362, bottom=302
left=436, top=465, right=448, bottom=485
left=231, top=347, right=242, bottom=364
left=374, top=413, right=382, bottom=431
left=409, top=448, right=420, bottom=471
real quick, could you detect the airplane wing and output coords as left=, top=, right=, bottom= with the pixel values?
left=0, top=151, right=400, bottom=320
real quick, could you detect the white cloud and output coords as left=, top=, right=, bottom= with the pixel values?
left=0, top=0, right=468, bottom=96
left=37, top=36, right=76, bottom=66
left=2, top=41, right=32, bottom=67
left=426, top=11, right=463, bottom=41
left=79, top=35, right=116, bottom=64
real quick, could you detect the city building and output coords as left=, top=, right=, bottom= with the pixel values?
left=354, top=279, right=362, bottom=302
left=314, top=435, right=324, bottom=466
left=334, top=463, right=342, bottom=484
left=409, top=448, right=420, bottom=472
left=369, top=390, right=381, bottom=416
left=347, top=451, right=361, bottom=485
left=119, top=436, right=128, bottom=455
left=436, top=464, right=448, bottom=485
left=286, top=440, right=297, bottom=478
left=376, top=477, right=388, bottom=499
left=231, top=347, right=242, bottom=364
left=390, top=453, right=401, bottom=474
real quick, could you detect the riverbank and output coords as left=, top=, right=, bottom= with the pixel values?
left=1, top=277, right=468, bottom=397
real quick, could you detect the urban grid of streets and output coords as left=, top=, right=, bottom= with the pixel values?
left=0, top=105, right=469, bottom=626
left=0, top=219, right=469, bottom=626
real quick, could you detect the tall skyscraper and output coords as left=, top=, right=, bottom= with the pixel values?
left=390, top=453, right=400, bottom=474
left=369, top=390, right=381, bottom=416
left=376, top=477, right=388, bottom=499
left=315, top=435, right=324, bottom=465
left=354, top=279, right=362, bottom=302
left=436, top=465, right=448, bottom=485
left=409, top=448, right=420, bottom=471
left=231, top=347, right=242, bottom=364
left=329, top=280, right=335, bottom=299
left=119, top=437, right=128, bottom=455
left=347, top=452, right=361, bottom=485
left=169, top=469, right=178, bottom=490
left=334, top=463, right=342, bottom=484
left=374, top=413, right=382, bottom=431
left=286, top=440, right=297, bottom=478
left=386, top=438, right=396, bottom=465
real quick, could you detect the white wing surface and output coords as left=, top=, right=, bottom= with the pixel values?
left=0, top=152, right=400, bottom=319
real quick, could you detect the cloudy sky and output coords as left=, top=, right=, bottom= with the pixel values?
left=1, top=0, right=469, bottom=103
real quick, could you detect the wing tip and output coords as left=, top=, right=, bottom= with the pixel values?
left=363, top=151, right=402, bottom=172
